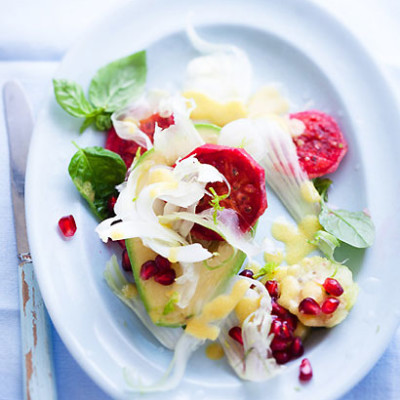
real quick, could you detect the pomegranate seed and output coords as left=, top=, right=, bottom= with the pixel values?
left=321, top=297, right=340, bottom=314
left=273, top=351, right=291, bottom=365
left=284, top=313, right=298, bottom=332
left=239, top=269, right=254, bottom=278
left=155, top=255, right=171, bottom=272
left=140, top=261, right=158, bottom=280
left=58, top=215, right=77, bottom=237
left=323, top=278, right=344, bottom=296
left=117, top=240, right=126, bottom=249
left=299, top=298, right=321, bottom=315
left=291, top=337, right=304, bottom=358
left=279, top=321, right=293, bottom=340
left=228, top=326, right=243, bottom=345
left=265, top=280, right=278, bottom=298
left=271, top=336, right=291, bottom=352
left=270, top=319, right=283, bottom=336
left=272, top=300, right=288, bottom=317
left=299, top=358, right=313, bottom=381
left=107, top=196, right=117, bottom=215
left=121, top=249, right=131, bottom=272
left=154, top=269, right=176, bottom=285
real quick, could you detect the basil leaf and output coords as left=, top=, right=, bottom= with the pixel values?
left=89, top=50, right=147, bottom=112
left=319, top=202, right=375, bottom=248
left=95, top=113, right=112, bottom=131
left=80, top=116, right=96, bottom=134
left=68, top=146, right=127, bottom=220
left=312, top=230, right=340, bottom=261
left=53, top=79, right=95, bottom=118
left=313, top=178, right=332, bottom=201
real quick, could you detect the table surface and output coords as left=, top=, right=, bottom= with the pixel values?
left=1, top=0, right=400, bottom=399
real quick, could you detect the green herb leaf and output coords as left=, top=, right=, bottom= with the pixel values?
left=162, top=292, right=179, bottom=315
left=253, top=262, right=277, bottom=279
left=313, top=178, right=332, bottom=201
left=89, top=50, right=147, bottom=112
left=68, top=145, right=127, bottom=220
left=311, top=230, right=340, bottom=261
left=53, top=79, right=95, bottom=118
left=209, top=187, right=229, bottom=224
left=319, top=202, right=375, bottom=248
left=80, top=115, right=97, bottom=134
left=95, top=113, right=112, bottom=131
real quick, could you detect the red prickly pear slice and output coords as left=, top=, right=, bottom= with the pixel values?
left=290, top=110, right=348, bottom=179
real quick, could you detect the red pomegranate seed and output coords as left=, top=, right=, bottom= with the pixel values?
left=291, top=337, right=304, bottom=358
left=299, top=358, right=313, bottom=381
left=239, top=269, right=254, bottom=278
left=154, top=269, right=176, bottom=285
left=299, top=298, right=321, bottom=315
left=279, top=321, right=293, bottom=340
left=140, top=260, right=158, bottom=280
left=273, top=350, right=291, bottom=365
left=323, top=278, right=344, bottom=296
left=265, top=280, right=278, bottom=298
left=121, top=249, right=131, bottom=272
left=117, top=240, right=126, bottom=249
left=270, top=319, right=283, bottom=336
left=228, top=326, right=243, bottom=345
left=321, top=297, right=340, bottom=314
left=58, top=215, right=77, bottom=238
left=284, top=313, right=298, bottom=332
left=271, top=336, right=291, bottom=352
left=155, top=255, right=171, bottom=272
left=272, top=300, right=288, bottom=317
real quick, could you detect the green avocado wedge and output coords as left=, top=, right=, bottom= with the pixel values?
left=126, top=238, right=246, bottom=326
left=195, top=123, right=221, bottom=144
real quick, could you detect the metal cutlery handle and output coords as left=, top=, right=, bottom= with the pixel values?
left=18, top=256, right=57, bottom=400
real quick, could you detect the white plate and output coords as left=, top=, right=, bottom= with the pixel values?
left=26, top=0, right=400, bottom=399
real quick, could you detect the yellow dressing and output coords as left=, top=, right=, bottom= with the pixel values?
left=247, top=86, right=289, bottom=118
left=263, top=250, right=284, bottom=265
left=149, top=181, right=179, bottom=198
left=168, top=247, right=179, bottom=263
left=183, top=91, right=247, bottom=126
left=205, top=343, right=225, bottom=360
left=123, top=116, right=139, bottom=133
left=271, top=215, right=322, bottom=264
left=235, top=296, right=261, bottom=325
left=149, top=168, right=175, bottom=184
left=185, top=279, right=250, bottom=340
left=122, top=283, right=138, bottom=299
left=300, top=181, right=321, bottom=204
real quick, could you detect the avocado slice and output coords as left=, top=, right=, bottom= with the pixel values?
left=195, top=123, right=221, bottom=144
left=126, top=238, right=246, bottom=327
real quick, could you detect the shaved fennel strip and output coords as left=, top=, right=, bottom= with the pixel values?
left=159, top=210, right=261, bottom=258
left=104, top=256, right=182, bottom=350
left=263, top=129, right=320, bottom=221
left=124, top=334, right=202, bottom=393
left=219, top=279, right=281, bottom=381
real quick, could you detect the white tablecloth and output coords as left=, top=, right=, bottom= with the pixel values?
left=1, top=1, right=399, bottom=398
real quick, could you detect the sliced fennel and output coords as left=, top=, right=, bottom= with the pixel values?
left=184, top=23, right=252, bottom=102
left=123, top=276, right=250, bottom=392
left=218, top=116, right=320, bottom=222
left=159, top=210, right=261, bottom=259
left=96, top=155, right=229, bottom=264
left=124, top=333, right=202, bottom=393
left=219, top=279, right=281, bottom=381
left=111, top=90, right=193, bottom=148
left=104, top=255, right=182, bottom=350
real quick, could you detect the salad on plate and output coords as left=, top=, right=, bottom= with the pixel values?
left=53, top=25, right=375, bottom=391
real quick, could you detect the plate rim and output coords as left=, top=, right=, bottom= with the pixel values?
left=26, top=0, right=400, bottom=399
